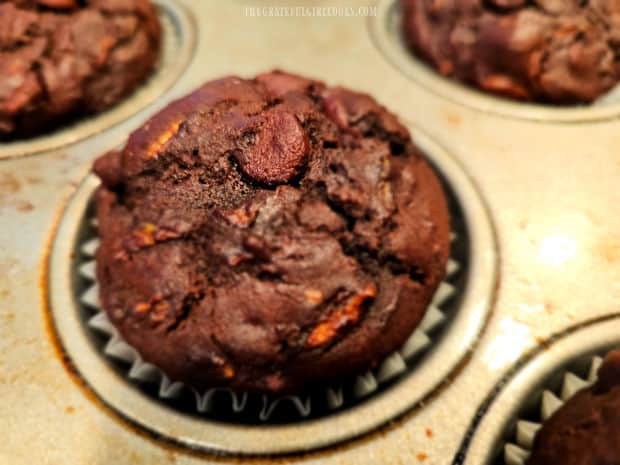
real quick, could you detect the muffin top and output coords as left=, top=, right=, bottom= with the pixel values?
left=0, top=0, right=160, bottom=138
left=94, top=71, right=450, bottom=393
left=402, top=0, right=620, bottom=103
left=528, top=350, right=620, bottom=465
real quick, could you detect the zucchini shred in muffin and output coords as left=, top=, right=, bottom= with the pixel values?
left=93, top=71, right=451, bottom=394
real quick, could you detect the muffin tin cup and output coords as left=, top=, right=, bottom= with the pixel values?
left=503, top=354, right=605, bottom=465
left=47, top=125, right=498, bottom=455
left=0, top=0, right=196, bottom=160
left=77, top=221, right=462, bottom=421
left=368, top=0, right=620, bottom=123
left=459, top=317, right=620, bottom=465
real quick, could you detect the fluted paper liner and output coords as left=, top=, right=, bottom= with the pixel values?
left=78, top=220, right=462, bottom=421
left=503, top=355, right=604, bottom=465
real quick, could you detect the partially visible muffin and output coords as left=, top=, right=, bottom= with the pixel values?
left=0, top=0, right=161, bottom=138
left=93, top=70, right=451, bottom=394
left=402, top=0, right=620, bottom=104
left=527, top=350, right=620, bottom=465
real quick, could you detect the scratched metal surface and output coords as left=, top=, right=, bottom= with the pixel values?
left=2, top=1, right=620, bottom=464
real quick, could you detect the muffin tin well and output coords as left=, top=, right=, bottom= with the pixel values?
left=75, top=210, right=462, bottom=423
left=45, top=125, right=498, bottom=456
left=0, top=0, right=196, bottom=160
left=457, top=316, right=620, bottom=465
left=368, top=0, right=620, bottom=123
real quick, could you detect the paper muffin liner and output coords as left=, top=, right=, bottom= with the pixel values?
left=78, top=217, right=462, bottom=421
left=502, top=354, right=606, bottom=465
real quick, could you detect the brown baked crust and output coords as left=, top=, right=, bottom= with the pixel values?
left=0, top=0, right=161, bottom=138
left=93, top=71, right=451, bottom=394
left=527, top=350, right=620, bottom=465
left=401, top=0, right=620, bottom=104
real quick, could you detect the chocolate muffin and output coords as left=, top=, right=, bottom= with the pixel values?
left=401, top=0, right=620, bottom=104
left=527, top=350, right=620, bottom=465
left=0, top=0, right=161, bottom=138
left=93, top=71, right=451, bottom=394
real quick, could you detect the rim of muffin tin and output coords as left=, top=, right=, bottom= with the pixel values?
left=0, top=0, right=196, bottom=160
left=369, top=0, right=620, bottom=124
left=457, top=315, right=620, bottom=465
left=46, top=125, right=498, bottom=456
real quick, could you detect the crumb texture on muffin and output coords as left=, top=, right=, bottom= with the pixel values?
left=0, top=0, right=161, bottom=138
left=527, top=350, right=620, bottom=465
left=402, top=0, right=620, bottom=104
left=93, top=71, right=450, bottom=393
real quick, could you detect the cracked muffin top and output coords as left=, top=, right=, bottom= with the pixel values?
left=0, top=0, right=161, bottom=138
left=93, top=71, right=450, bottom=394
left=528, top=350, right=620, bottom=465
left=402, top=0, right=620, bottom=104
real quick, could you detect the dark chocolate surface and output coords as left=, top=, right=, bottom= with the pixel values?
left=0, top=0, right=160, bottom=138
left=93, top=71, right=451, bottom=394
left=402, top=0, right=620, bottom=104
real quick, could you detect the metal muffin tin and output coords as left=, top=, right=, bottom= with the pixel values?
left=46, top=127, right=496, bottom=455
left=3, top=0, right=620, bottom=464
